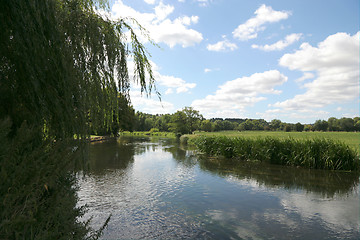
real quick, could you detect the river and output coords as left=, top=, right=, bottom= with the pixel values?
left=77, top=136, right=359, bottom=239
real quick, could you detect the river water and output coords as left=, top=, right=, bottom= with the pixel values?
left=77, top=136, right=359, bottom=239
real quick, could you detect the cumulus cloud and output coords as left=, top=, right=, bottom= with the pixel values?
left=154, top=2, right=174, bottom=22
left=111, top=0, right=203, bottom=48
left=157, top=74, right=196, bottom=93
left=207, top=36, right=238, bottom=52
left=152, top=19, right=203, bottom=48
left=295, top=72, right=315, bottom=83
left=273, top=32, right=360, bottom=111
left=130, top=90, right=174, bottom=114
left=191, top=70, right=287, bottom=117
left=144, top=0, right=156, bottom=4
left=175, top=15, right=199, bottom=25
left=127, top=60, right=196, bottom=94
left=252, top=33, right=302, bottom=51
left=233, top=4, right=290, bottom=41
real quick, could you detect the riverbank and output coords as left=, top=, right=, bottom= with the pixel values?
left=89, top=135, right=115, bottom=142
left=120, top=131, right=176, bottom=138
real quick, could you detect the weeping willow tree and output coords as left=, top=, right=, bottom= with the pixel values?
left=0, top=0, right=156, bottom=238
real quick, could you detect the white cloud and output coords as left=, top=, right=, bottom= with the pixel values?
left=130, top=90, right=174, bottom=114
left=157, top=74, right=196, bottom=93
left=233, top=4, right=290, bottom=41
left=295, top=72, right=314, bottom=83
left=154, top=2, right=174, bottom=22
left=257, top=108, right=330, bottom=123
left=144, top=0, right=156, bottom=4
left=207, top=110, right=248, bottom=119
left=127, top=59, right=196, bottom=94
left=175, top=15, right=199, bottom=25
left=191, top=70, right=288, bottom=117
left=274, top=32, right=360, bottom=111
left=152, top=19, right=203, bottom=48
left=165, top=88, right=173, bottom=95
left=204, top=68, right=220, bottom=73
left=207, top=37, right=238, bottom=52
left=111, top=0, right=203, bottom=48
left=252, top=33, right=302, bottom=51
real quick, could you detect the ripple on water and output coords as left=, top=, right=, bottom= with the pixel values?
left=77, top=138, right=360, bottom=240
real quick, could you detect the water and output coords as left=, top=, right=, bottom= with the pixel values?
left=77, top=136, right=359, bottom=239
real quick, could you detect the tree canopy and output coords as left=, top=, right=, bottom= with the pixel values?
left=1, top=0, right=156, bottom=139
left=0, top=0, right=156, bottom=238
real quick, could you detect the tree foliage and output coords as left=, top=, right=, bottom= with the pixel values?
left=133, top=112, right=360, bottom=133
left=0, top=0, right=156, bottom=238
left=169, top=110, right=189, bottom=135
left=1, top=0, right=155, bottom=139
left=313, top=120, right=329, bottom=132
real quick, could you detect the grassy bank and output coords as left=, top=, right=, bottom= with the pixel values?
left=187, top=131, right=359, bottom=152
left=190, top=135, right=359, bottom=171
left=120, top=131, right=176, bottom=138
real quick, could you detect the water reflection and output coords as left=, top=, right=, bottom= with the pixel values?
left=77, top=137, right=359, bottom=239
left=83, top=140, right=135, bottom=174
left=197, top=156, right=359, bottom=198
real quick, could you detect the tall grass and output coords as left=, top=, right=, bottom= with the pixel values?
left=190, top=131, right=360, bottom=151
left=190, top=136, right=359, bottom=171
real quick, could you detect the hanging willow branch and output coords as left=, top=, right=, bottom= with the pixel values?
left=0, top=0, right=158, bottom=139
left=0, top=1, right=159, bottom=238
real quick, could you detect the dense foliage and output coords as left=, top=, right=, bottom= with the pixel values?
left=191, top=136, right=359, bottom=171
left=130, top=109, right=360, bottom=133
left=0, top=0, right=155, bottom=238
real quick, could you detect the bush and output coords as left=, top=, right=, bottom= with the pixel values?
left=149, top=128, right=160, bottom=133
left=179, top=135, right=189, bottom=145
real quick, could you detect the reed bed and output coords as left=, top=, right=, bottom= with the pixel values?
left=190, top=136, right=359, bottom=171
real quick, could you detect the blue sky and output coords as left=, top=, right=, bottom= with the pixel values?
left=107, top=0, right=359, bottom=123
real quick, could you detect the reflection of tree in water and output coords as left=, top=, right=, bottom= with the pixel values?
left=83, top=140, right=136, bottom=175
left=83, top=137, right=183, bottom=174
left=198, top=156, right=359, bottom=197
left=163, top=142, right=198, bottom=168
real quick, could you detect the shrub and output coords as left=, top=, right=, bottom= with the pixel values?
left=149, top=128, right=160, bottom=133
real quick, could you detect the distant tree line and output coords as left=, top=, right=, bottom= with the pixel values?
left=116, top=106, right=360, bottom=134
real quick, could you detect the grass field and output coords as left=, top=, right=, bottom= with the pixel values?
left=188, top=131, right=360, bottom=152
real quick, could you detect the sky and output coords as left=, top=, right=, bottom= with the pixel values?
left=107, top=0, right=359, bottom=123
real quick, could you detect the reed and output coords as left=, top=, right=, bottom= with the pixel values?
left=190, top=136, right=359, bottom=171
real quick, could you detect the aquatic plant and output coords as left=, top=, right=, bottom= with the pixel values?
left=190, top=136, right=359, bottom=171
